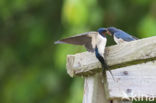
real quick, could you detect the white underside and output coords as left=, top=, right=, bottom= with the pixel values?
left=96, top=34, right=107, bottom=58
left=114, top=35, right=127, bottom=44
left=88, top=33, right=107, bottom=57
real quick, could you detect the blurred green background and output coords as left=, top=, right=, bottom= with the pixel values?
left=0, top=0, right=156, bottom=103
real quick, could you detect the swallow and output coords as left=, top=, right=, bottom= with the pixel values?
left=55, top=28, right=114, bottom=79
left=107, top=27, right=138, bottom=44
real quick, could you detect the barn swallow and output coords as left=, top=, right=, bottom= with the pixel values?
left=107, top=27, right=138, bottom=44
left=55, top=28, right=114, bottom=79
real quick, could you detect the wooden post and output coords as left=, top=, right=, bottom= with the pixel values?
left=83, top=73, right=110, bottom=103
left=66, top=36, right=156, bottom=103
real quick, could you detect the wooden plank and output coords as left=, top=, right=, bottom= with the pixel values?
left=83, top=73, right=110, bottom=103
left=106, top=60, right=156, bottom=100
left=66, top=36, right=156, bottom=77
left=82, top=73, right=133, bottom=103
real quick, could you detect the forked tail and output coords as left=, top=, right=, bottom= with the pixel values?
left=101, top=61, right=116, bottom=81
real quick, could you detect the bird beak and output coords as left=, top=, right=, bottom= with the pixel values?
left=102, top=31, right=107, bottom=36
left=107, top=31, right=112, bottom=36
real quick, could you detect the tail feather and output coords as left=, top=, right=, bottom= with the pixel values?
left=102, top=60, right=115, bottom=81
left=95, top=47, right=115, bottom=81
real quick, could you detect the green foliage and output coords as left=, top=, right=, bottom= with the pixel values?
left=0, top=0, right=156, bottom=103
left=138, top=15, right=156, bottom=37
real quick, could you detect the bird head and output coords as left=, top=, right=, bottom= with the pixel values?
left=106, top=27, right=119, bottom=36
left=97, top=28, right=107, bottom=37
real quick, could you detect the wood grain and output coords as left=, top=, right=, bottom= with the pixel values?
left=106, top=60, right=156, bottom=100
left=83, top=73, right=110, bottom=103
left=82, top=61, right=156, bottom=101
left=66, top=36, right=156, bottom=77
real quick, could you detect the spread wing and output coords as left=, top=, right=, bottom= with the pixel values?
left=55, top=32, right=98, bottom=52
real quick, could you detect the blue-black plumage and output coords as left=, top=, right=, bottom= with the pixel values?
left=97, top=28, right=115, bottom=79
left=107, top=27, right=138, bottom=44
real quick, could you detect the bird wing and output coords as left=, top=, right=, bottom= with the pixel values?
left=131, top=35, right=138, bottom=40
left=115, top=31, right=137, bottom=41
left=54, top=32, right=98, bottom=52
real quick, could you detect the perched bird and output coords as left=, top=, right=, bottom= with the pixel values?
left=106, top=27, right=138, bottom=44
left=55, top=28, right=114, bottom=79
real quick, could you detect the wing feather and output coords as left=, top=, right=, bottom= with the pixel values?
left=115, top=31, right=137, bottom=41
left=55, top=32, right=98, bottom=52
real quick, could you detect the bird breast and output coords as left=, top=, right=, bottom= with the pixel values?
left=114, top=35, right=126, bottom=44
left=96, top=34, right=107, bottom=58
left=88, top=33, right=107, bottom=57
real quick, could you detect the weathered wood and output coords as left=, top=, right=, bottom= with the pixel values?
left=83, top=61, right=156, bottom=102
left=66, top=36, right=156, bottom=77
left=82, top=73, right=133, bottom=103
left=106, top=60, right=156, bottom=100
left=66, top=36, right=156, bottom=102
left=83, top=73, right=110, bottom=103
